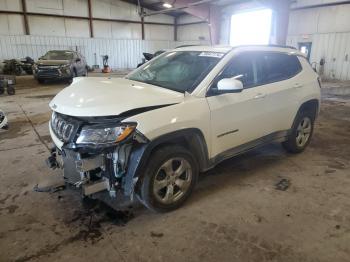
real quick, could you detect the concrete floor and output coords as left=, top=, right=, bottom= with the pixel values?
left=0, top=75, right=349, bottom=262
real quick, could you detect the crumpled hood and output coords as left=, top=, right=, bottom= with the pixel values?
left=37, top=60, right=70, bottom=66
left=49, top=77, right=184, bottom=117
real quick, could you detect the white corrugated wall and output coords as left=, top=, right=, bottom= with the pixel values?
left=287, top=33, right=350, bottom=81
left=287, top=1, right=350, bottom=80
left=0, top=35, right=207, bottom=69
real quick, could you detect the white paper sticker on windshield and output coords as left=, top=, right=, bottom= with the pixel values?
left=199, top=52, right=224, bottom=58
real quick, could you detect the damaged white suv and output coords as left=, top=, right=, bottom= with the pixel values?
left=47, top=45, right=321, bottom=212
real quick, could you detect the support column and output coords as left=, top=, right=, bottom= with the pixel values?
left=263, top=0, right=290, bottom=45
left=169, top=0, right=220, bottom=45
left=174, top=16, right=178, bottom=41
left=208, top=6, right=220, bottom=45
left=141, top=8, right=145, bottom=40
left=21, top=0, right=29, bottom=35
left=87, top=0, right=94, bottom=38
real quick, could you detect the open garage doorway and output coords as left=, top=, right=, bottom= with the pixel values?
left=230, top=8, right=273, bottom=46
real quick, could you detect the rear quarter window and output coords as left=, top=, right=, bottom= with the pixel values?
left=257, top=52, right=302, bottom=85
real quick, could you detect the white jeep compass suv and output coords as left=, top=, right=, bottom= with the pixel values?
left=47, top=45, right=321, bottom=212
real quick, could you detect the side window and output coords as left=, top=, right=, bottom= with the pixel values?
left=256, top=53, right=302, bottom=85
left=217, top=55, right=256, bottom=88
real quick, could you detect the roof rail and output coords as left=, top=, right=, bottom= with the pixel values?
left=267, top=44, right=297, bottom=50
left=175, top=45, right=200, bottom=48
left=235, top=44, right=297, bottom=50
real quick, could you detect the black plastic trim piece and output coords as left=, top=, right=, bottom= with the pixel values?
left=209, top=130, right=289, bottom=169
left=217, top=129, right=239, bottom=138
left=118, top=104, right=178, bottom=118
left=122, top=128, right=210, bottom=196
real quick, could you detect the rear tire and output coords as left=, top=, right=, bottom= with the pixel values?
left=282, top=110, right=314, bottom=153
left=139, top=145, right=198, bottom=212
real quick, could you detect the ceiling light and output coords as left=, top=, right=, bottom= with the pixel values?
left=163, top=2, right=173, bottom=8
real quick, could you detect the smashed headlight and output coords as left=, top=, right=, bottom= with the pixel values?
left=59, top=64, right=71, bottom=75
left=76, top=123, right=136, bottom=146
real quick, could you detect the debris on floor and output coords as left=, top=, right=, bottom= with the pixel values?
left=275, top=178, right=290, bottom=191
left=150, top=231, right=164, bottom=238
left=33, top=183, right=66, bottom=193
left=81, top=197, right=135, bottom=226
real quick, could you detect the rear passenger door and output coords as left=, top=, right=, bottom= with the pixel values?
left=254, top=52, right=303, bottom=134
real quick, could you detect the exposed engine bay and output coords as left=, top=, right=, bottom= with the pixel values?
left=46, top=111, right=149, bottom=202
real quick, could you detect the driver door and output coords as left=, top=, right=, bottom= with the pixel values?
left=206, top=53, right=269, bottom=159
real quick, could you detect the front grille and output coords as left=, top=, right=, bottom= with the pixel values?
left=51, top=112, right=79, bottom=142
left=38, top=65, right=61, bottom=77
left=0, top=112, right=5, bottom=123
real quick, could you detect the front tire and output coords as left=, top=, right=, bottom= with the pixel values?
left=282, top=110, right=314, bottom=153
left=139, top=145, right=198, bottom=212
left=37, top=78, right=45, bottom=84
left=7, top=86, right=15, bottom=95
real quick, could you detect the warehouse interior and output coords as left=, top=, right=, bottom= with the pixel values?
left=0, top=0, right=350, bottom=261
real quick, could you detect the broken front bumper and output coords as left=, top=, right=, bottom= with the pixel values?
left=47, top=123, right=148, bottom=200
left=47, top=147, right=110, bottom=196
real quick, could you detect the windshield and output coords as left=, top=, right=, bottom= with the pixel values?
left=127, top=51, right=224, bottom=93
left=41, top=51, right=74, bottom=60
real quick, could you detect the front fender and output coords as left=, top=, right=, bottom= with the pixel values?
left=123, top=128, right=210, bottom=196
left=121, top=96, right=211, bottom=197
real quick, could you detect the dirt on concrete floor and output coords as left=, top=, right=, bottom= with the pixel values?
left=0, top=77, right=349, bottom=262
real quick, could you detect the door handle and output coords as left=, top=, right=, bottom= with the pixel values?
left=293, top=83, right=303, bottom=88
left=254, top=93, right=266, bottom=99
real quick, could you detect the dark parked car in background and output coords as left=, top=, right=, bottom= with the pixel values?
left=137, top=50, right=165, bottom=67
left=33, top=50, right=87, bottom=84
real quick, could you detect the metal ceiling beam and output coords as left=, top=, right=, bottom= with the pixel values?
left=120, top=0, right=184, bottom=16
left=0, top=10, right=173, bottom=26
left=142, top=0, right=214, bottom=17
left=291, top=0, right=350, bottom=10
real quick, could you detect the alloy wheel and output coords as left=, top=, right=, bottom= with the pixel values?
left=153, top=158, right=192, bottom=204
left=296, top=117, right=312, bottom=147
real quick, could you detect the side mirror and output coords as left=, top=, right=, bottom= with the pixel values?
left=217, top=78, right=243, bottom=93
left=76, top=58, right=81, bottom=62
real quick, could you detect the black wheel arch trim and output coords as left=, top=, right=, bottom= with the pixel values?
left=123, top=128, right=210, bottom=196
left=293, top=99, right=319, bottom=127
